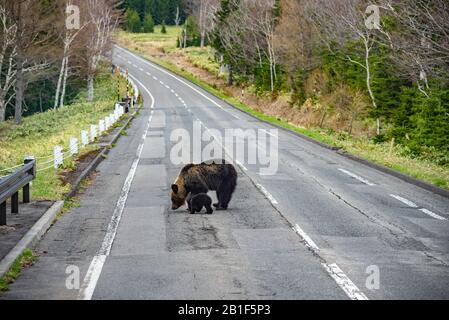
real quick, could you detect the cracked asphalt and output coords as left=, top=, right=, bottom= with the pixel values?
left=2, top=46, right=449, bottom=300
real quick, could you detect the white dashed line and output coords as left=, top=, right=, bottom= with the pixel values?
left=293, top=224, right=320, bottom=252
left=139, top=67, right=144, bottom=71
left=114, top=46, right=241, bottom=120
left=338, top=168, right=375, bottom=186
left=322, top=263, right=368, bottom=300
left=260, top=129, right=277, bottom=137
left=255, top=184, right=278, bottom=205
left=390, top=194, right=418, bottom=208
left=419, top=208, right=447, bottom=220
left=390, top=194, right=446, bottom=220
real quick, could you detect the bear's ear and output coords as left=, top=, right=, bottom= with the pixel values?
left=171, top=184, right=179, bottom=194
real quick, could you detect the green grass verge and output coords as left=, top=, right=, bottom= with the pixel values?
left=0, top=67, right=127, bottom=200
left=0, top=249, right=37, bottom=292
left=114, top=33, right=448, bottom=190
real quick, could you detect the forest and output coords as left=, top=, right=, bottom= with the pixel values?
left=1, top=0, right=448, bottom=166
left=0, top=0, right=122, bottom=124
left=121, top=0, right=448, bottom=165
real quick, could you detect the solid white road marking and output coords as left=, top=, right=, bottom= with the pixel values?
left=390, top=194, right=418, bottom=208
left=77, top=74, right=155, bottom=300
left=293, top=224, right=320, bottom=252
left=338, top=168, right=375, bottom=186
left=322, top=263, right=368, bottom=300
left=419, top=208, right=447, bottom=221
left=115, top=46, right=241, bottom=120
left=255, top=184, right=278, bottom=205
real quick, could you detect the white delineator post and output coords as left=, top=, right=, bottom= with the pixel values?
left=91, top=125, right=98, bottom=141
left=54, top=146, right=63, bottom=168
left=70, top=138, right=79, bottom=156
left=81, top=130, right=89, bottom=147
left=99, top=120, right=105, bottom=134
left=105, top=116, right=110, bottom=130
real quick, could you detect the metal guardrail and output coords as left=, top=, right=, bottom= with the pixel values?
left=0, top=157, right=36, bottom=226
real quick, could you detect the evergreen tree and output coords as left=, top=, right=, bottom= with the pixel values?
left=161, top=20, right=167, bottom=34
left=126, top=9, right=142, bottom=33
left=143, top=13, right=155, bottom=33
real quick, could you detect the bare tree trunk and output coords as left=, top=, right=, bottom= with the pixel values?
left=60, top=56, right=69, bottom=107
left=0, top=100, right=5, bottom=121
left=87, top=74, right=94, bottom=103
left=14, top=54, right=23, bottom=124
left=54, top=56, right=65, bottom=109
left=200, top=31, right=206, bottom=48
left=364, top=40, right=380, bottom=135
left=175, top=7, right=181, bottom=26
left=227, top=66, right=233, bottom=86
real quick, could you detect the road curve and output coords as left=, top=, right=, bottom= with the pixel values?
left=2, top=46, right=449, bottom=300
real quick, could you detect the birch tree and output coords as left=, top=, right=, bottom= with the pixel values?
left=84, top=0, right=120, bottom=102
left=187, top=0, right=219, bottom=48
left=0, top=3, right=17, bottom=122
left=308, top=0, right=391, bottom=135
left=8, top=0, right=56, bottom=124
left=383, top=0, right=449, bottom=96
left=54, top=0, right=88, bottom=109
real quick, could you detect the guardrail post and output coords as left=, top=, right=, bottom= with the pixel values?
left=0, top=201, right=6, bottom=226
left=23, top=156, right=35, bottom=204
left=12, top=191, right=19, bottom=214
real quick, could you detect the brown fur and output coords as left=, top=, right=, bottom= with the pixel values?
left=171, top=161, right=237, bottom=210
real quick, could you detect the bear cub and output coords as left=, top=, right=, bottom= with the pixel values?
left=187, top=193, right=214, bottom=215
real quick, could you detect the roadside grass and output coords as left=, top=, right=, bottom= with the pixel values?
left=0, top=249, right=37, bottom=292
left=115, top=27, right=182, bottom=53
left=0, top=68, right=127, bottom=200
left=114, top=32, right=449, bottom=190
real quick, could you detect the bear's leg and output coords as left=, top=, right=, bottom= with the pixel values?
left=213, top=191, right=220, bottom=208
left=205, top=204, right=214, bottom=215
left=217, top=183, right=234, bottom=210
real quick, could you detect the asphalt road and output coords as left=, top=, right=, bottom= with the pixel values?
left=2, top=46, right=449, bottom=300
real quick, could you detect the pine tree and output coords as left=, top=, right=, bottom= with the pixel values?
left=126, top=9, right=141, bottom=33
left=161, top=20, right=167, bottom=34
left=143, top=13, right=155, bottom=33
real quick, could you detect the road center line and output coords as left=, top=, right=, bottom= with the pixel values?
left=338, top=168, right=375, bottom=186
left=255, top=184, right=279, bottom=205
left=77, top=73, right=155, bottom=300
left=115, top=45, right=241, bottom=121
left=419, top=208, right=447, bottom=221
left=322, top=263, right=368, bottom=300
left=293, top=224, right=320, bottom=252
left=390, top=194, right=418, bottom=208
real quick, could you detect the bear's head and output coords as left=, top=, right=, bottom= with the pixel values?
left=171, top=182, right=187, bottom=210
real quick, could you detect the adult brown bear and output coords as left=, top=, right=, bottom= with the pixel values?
left=171, top=161, right=237, bottom=211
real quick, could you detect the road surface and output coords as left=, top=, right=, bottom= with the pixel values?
left=2, top=46, right=449, bottom=300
